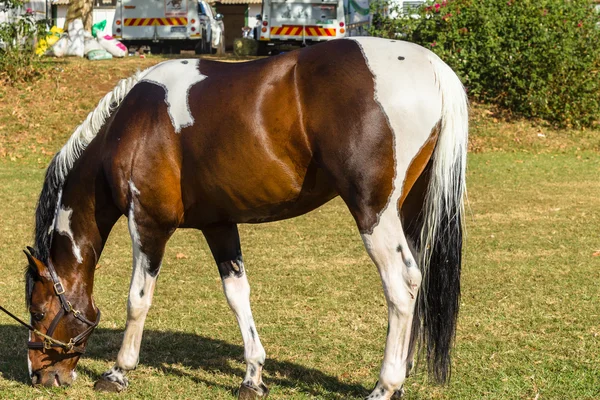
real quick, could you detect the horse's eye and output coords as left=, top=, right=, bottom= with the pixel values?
left=31, top=312, right=45, bottom=321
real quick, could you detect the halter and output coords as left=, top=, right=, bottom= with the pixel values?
left=0, top=260, right=100, bottom=354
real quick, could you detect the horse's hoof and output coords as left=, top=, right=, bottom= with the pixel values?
left=238, top=381, right=269, bottom=399
left=391, top=387, right=405, bottom=399
left=94, top=378, right=126, bottom=393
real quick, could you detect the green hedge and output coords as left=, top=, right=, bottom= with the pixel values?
left=372, top=0, right=600, bottom=128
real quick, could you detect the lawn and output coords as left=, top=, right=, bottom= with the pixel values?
left=0, top=56, right=599, bottom=399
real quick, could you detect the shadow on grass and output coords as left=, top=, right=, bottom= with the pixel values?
left=0, top=325, right=367, bottom=398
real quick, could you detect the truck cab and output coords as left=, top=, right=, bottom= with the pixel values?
left=112, top=0, right=222, bottom=54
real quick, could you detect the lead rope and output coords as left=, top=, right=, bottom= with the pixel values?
left=0, top=305, right=75, bottom=351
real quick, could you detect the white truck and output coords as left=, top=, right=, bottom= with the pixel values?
left=112, top=0, right=223, bottom=54
left=256, top=0, right=347, bottom=55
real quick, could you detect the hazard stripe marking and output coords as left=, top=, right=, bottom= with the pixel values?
left=124, top=18, right=188, bottom=26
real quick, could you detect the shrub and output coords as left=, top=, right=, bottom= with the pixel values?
left=371, top=0, right=600, bottom=128
left=0, top=0, right=47, bottom=84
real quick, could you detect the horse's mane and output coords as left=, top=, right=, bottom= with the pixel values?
left=30, top=71, right=145, bottom=267
left=25, top=70, right=144, bottom=306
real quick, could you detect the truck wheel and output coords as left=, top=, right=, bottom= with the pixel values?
left=257, top=41, right=269, bottom=56
left=194, top=40, right=203, bottom=55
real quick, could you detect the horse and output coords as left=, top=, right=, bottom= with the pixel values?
left=17, top=37, right=467, bottom=399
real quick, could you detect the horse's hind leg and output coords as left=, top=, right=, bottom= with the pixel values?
left=203, top=224, right=268, bottom=399
left=361, top=212, right=421, bottom=400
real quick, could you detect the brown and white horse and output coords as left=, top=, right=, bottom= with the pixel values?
left=20, top=37, right=467, bottom=399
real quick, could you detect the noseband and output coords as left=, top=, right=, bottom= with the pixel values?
left=0, top=260, right=100, bottom=354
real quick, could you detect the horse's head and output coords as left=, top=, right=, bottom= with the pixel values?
left=24, top=247, right=100, bottom=387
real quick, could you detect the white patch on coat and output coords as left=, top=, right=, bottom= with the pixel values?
left=55, top=205, right=83, bottom=263
left=348, top=37, right=443, bottom=231
left=47, top=189, right=63, bottom=236
left=27, top=330, right=32, bottom=378
left=141, top=59, right=206, bottom=133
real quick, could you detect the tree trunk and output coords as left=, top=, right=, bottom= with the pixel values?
left=64, top=0, right=94, bottom=32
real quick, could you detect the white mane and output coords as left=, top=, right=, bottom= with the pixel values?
left=54, top=69, right=147, bottom=181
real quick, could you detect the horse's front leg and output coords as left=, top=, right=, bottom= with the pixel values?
left=95, top=204, right=172, bottom=392
left=203, top=224, right=268, bottom=399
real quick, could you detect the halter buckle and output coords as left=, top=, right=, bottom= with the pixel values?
left=67, top=301, right=80, bottom=317
left=43, top=338, right=52, bottom=350
left=53, top=282, right=65, bottom=295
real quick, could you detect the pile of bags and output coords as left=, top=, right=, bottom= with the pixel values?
left=47, top=19, right=127, bottom=60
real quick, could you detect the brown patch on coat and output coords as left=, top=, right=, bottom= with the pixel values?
left=398, top=120, right=440, bottom=211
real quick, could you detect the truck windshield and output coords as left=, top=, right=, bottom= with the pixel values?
left=312, top=4, right=336, bottom=20
left=273, top=3, right=338, bottom=22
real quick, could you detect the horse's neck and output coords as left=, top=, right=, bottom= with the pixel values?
left=49, top=166, right=118, bottom=281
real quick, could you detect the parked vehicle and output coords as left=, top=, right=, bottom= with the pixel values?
left=344, top=0, right=425, bottom=36
left=112, top=0, right=222, bottom=54
left=256, top=0, right=346, bottom=55
left=344, top=0, right=371, bottom=36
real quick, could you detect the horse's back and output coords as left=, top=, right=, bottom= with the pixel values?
left=103, top=38, right=449, bottom=228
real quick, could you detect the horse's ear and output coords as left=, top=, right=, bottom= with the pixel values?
left=23, top=248, right=50, bottom=280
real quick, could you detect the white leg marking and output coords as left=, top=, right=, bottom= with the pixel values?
left=54, top=205, right=83, bottom=263
left=101, top=366, right=128, bottom=387
left=142, top=59, right=206, bottom=133
left=115, top=193, right=159, bottom=371
left=363, top=219, right=421, bottom=398
left=222, top=268, right=266, bottom=388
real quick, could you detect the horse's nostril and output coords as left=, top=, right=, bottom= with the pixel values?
left=31, top=371, right=40, bottom=386
left=54, top=374, right=60, bottom=387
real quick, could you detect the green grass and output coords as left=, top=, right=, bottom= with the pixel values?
left=0, top=57, right=599, bottom=399
left=1, top=152, right=599, bottom=399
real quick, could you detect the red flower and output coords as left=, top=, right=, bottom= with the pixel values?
left=431, top=41, right=437, bottom=47
left=577, top=21, right=583, bottom=27
left=434, top=3, right=441, bottom=12
left=25, top=7, right=33, bottom=14
left=442, top=13, right=452, bottom=21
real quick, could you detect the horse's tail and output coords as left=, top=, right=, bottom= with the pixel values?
left=34, top=70, right=147, bottom=262
left=416, top=54, right=468, bottom=384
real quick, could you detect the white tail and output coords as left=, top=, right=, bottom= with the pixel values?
left=416, top=52, right=468, bottom=383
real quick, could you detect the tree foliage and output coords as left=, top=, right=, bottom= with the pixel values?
left=0, top=0, right=47, bottom=83
left=371, top=0, right=600, bottom=128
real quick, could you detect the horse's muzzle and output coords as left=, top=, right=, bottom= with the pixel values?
left=31, top=369, right=76, bottom=387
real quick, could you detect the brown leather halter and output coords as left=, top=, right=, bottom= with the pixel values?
left=0, top=259, right=100, bottom=354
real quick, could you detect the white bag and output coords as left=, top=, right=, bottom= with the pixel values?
left=67, top=34, right=85, bottom=57
left=97, top=30, right=127, bottom=57
left=51, top=35, right=69, bottom=57
left=84, top=37, right=103, bottom=55
left=68, top=18, right=85, bottom=39
left=50, top=34, right=84, bottom=57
